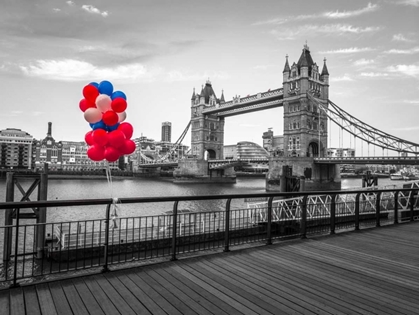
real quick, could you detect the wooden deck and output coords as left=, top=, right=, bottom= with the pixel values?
left=1, top=222, right=418, bottom=315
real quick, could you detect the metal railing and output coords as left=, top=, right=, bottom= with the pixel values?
left=0, top=187, right=418, bottom=289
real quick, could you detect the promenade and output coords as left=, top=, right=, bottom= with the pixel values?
left=0, top=222, right=418, bottom=315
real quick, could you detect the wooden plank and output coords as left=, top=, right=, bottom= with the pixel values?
left=72, top=278, right=105, bottom=315
left=160, top=265, right=240, bottom=315
left=83, top=276, right=122, bottom=315
left=124, top=269, right=184, bottom=315
left=156, top=266, right=231, bottom=315
left=200, top=257, right=347, bottom=315
left=115, top=273, right=166, bottom=315
left=0, top=289, right=10, bottom=315
left=35, top=283, right=58, bottom=315
left=103, top=273, right=152, bottom=315
left=48, top=282, right=73, bottom=315
left=9, top=287, right=25, bottom=315
left=61, top=280, right=90, bottom=315
left=23, top=286, right=41, bottom=315
left=91, top=275, right=137, bottom=315
left=144, top=267, right=213, bottom=315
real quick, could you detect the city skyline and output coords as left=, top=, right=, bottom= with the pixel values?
left=1, top=0, right=418, bottom=155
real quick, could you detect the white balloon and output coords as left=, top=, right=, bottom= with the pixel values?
left=84, top=108, right=102, bottom=124
left=118, top=111, right=127, bottom=122
left=95, top=94, right=112, bottom=113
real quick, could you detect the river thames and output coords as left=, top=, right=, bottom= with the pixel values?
left=0, top=176, right=406, bottom=223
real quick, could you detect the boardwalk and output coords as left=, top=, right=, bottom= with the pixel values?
left=1, top=222, right=418, bottom=315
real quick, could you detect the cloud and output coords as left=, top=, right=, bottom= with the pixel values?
left=384, top=47, right=419, bottom=54
left=81, top=5, right=108, bottom=17
left=66, top=1, right=75, bottom=6
left=270, top=24, right=381, bottom=40
left=392, top=33, right=415, bottom=42
left=323, top=3, right=379, bottom=19
left=19, top=59, right=161, bottom=82
left=331, top=75, right=354, bottom=82
left=392, top=126, right=419, bottom=131
left=386, top=64, right=419, bottom=77
left=353, top=58, right=375, bottom=66
left=321, top=47, right=374, bottom=54
left=253, top=3, right=379, bottom=25
left=360, top=72, right=389, bottom=77
left=402, top=100, right=419, bottom=104
left=396, top=0, right=419, bottom=6
left=165, top=71, right=230, bottom=82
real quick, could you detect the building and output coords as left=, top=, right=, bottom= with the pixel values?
left=0, top=128, right=33, bottom=169
left=282, top=43, right=329, bottom=157
left=327, top=148, right=356, bottom=158
left=262, top=128, right=284, bottom=156
left=161, top=122, right=172, bottom=142
left=236, top=141, right=269, bottom=159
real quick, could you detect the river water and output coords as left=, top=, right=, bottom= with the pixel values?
left=0, top=176, right=408, bottom=223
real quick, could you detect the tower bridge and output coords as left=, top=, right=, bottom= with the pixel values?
left=139, top=44, right=419, bottom=191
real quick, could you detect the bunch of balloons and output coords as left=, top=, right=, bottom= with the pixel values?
left=79, top=80, right=136, bottom=162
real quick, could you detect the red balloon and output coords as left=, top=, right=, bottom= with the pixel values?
left=102, top=110, right=119, bottom=126
left=104, top=146, right=120, bottom=162
left=92, top=128, right=108, bottom=146
left=85, top=130, right=95, bottom=146
left=111, top=97, right=127, bottom=113
left=83, top=85, right=99, bottom=104
left=79, top=99, right=96, bottom=112
left=108, top=130, right=126, bottom=148
left=118, top=122, right=133, bottom=139
left=87, top=145, right=105, bottom=161
left=119, top=139, right=136, bottom=155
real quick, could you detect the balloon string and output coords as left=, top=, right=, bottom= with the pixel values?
left=106, top=162, right=119, bottom=229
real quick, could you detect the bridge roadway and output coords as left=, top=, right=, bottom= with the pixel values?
left=1, top=222, right=418, bottom=314
left=138, top=156, right=419, bottom=168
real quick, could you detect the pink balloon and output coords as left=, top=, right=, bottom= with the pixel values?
left=108, top=130, right=126, bottom=148
left=85, top=130, right=95, bottom=146
left=92, top=128, right=108, bottom=146
left=102, top=110, right=119, bottom=126
left=84, top=108, right=102, bottom=124
left=117, top=111, right=127, bottom=122
left=96, top=94, right=112, bottom=113
left=87, top=145, right=105, bottom=161
left=120, top=139, right=136, bottom=155
left=118, top=122, right=133, bottom=139
left=104, top=146, right=120, bottom=162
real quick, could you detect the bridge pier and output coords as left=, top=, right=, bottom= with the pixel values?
left=173, top=159, right=236, bottom=183
left=266, top=157, right=341, bottom=192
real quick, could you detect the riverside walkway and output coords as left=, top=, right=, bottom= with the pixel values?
left=1, top=222, right=418, bottom=315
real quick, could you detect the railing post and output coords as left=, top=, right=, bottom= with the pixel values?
left=376, top=192, right=381, bottom=227
left=301, top=195, right=308, bottom=239
left=394, top=191, right=399, bottom=224
left=170, top=201, right=179, bottom=261
left=12, top=208, right=20, bottom=288
left=224, top=199, right=231, bottom=252
left=409, top=190, right=415, bottom=222
left=266, top=197, right=273, bottom=245
left=102, top=203, right=111, bottom=273
left=330, top=194, right=336, bottom=235
left=3, top=172, right=14, bottom=263
left=355, top=193, right=361, bottom=231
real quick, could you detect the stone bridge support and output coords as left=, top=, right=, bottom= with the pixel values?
left=173, top=159, right=236, bottom=183
left=266, top=157, right=341, bottom=192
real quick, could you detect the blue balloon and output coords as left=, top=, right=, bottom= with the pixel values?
left=89, top=82, right=99, bottom=88
left=91, top=120, right=106, bottom=130
left=98, top=80, right=113, bottom=96
left=107, top=122, right=120, bottom=132
left=111, top=91, right=127, bottom=100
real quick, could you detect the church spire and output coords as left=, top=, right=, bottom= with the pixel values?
left=321, top=57, right=329, bottom=76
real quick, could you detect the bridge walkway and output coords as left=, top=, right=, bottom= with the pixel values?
left=1, top=222, right=418, bottom=314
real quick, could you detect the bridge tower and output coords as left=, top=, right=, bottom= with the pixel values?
left=190, top=80, right=225, bottom=160
left=282, top=43, right=329, bottom=158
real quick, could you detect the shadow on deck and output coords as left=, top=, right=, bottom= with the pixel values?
left=1, top=222, right=418, bottom=315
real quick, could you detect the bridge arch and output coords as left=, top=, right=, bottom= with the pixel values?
left=204, top=149, right=216, bottom=160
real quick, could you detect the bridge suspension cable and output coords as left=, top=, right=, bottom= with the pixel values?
left=307, top=93, right=419, bottom=155
left=156, top=121, right=191, bottom=162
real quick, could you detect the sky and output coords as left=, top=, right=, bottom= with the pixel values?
left=0, top=0, right=418, bottom=156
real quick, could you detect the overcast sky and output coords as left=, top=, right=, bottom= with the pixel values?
left=0, top=0, right=418, bottom=155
